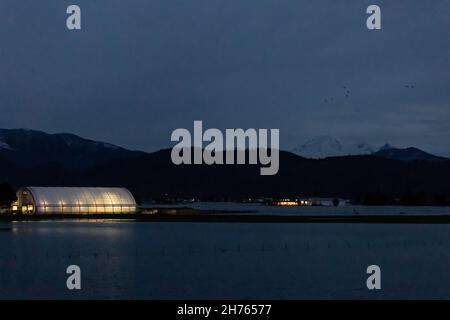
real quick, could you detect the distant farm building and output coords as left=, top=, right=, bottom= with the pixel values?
left=269, top=197, right=347, bottom=207
left=12, top=187, right=137, bottom=215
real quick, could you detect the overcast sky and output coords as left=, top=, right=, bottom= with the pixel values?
left=0, top=0, right=449, bottom=154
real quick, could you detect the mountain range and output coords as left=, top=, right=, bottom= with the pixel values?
left=1, top=129, right=450, bottom=203
left=291, top=135, right=446, bottom=161
left=291, top=136, right=375, bottom=158
left=0, top=129, right=145, bottom=169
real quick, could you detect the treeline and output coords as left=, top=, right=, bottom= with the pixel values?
left=0, top=182, right=16, bottom=206
left=353, top=192, right=450, bottom=206
left=150, top=193, right=450, bottom=206
left=3, top=178, right=450, bottom=207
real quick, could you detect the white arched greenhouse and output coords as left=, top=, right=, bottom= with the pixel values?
left=13, top=187, right=137, bottom=215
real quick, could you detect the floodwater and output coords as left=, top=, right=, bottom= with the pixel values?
left=152, top=202, right=450, bottom=216
left=1, top=208, right=450, bottom=299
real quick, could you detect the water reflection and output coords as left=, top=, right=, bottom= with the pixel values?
left=0, top=221, right=450, bottom=299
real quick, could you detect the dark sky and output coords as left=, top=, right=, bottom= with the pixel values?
left=0, top=0, right=449, bottom=154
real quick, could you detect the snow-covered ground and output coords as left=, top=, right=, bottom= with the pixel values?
left=0, top=221, right=450, bottom=299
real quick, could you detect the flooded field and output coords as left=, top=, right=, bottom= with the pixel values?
left=0, top=219, right=449, bottom=299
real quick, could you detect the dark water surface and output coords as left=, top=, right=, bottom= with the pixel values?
left=0, top=220, right=449, bottom=299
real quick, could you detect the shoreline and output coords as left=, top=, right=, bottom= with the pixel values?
left=3, top=212, right=450, bottom=223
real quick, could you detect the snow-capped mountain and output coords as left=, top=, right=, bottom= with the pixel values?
left=378, top=143, right=396, bottom=151
left=0, top=138, right=12, bottom=150
left=291, top=136, right=449, bottom=161
left=350, top=142, right=375, bottom=156
left=291, top=136, right=375, bottom=159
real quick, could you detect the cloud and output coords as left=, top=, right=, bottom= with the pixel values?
left=0, top=0, right=448, bottom=154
